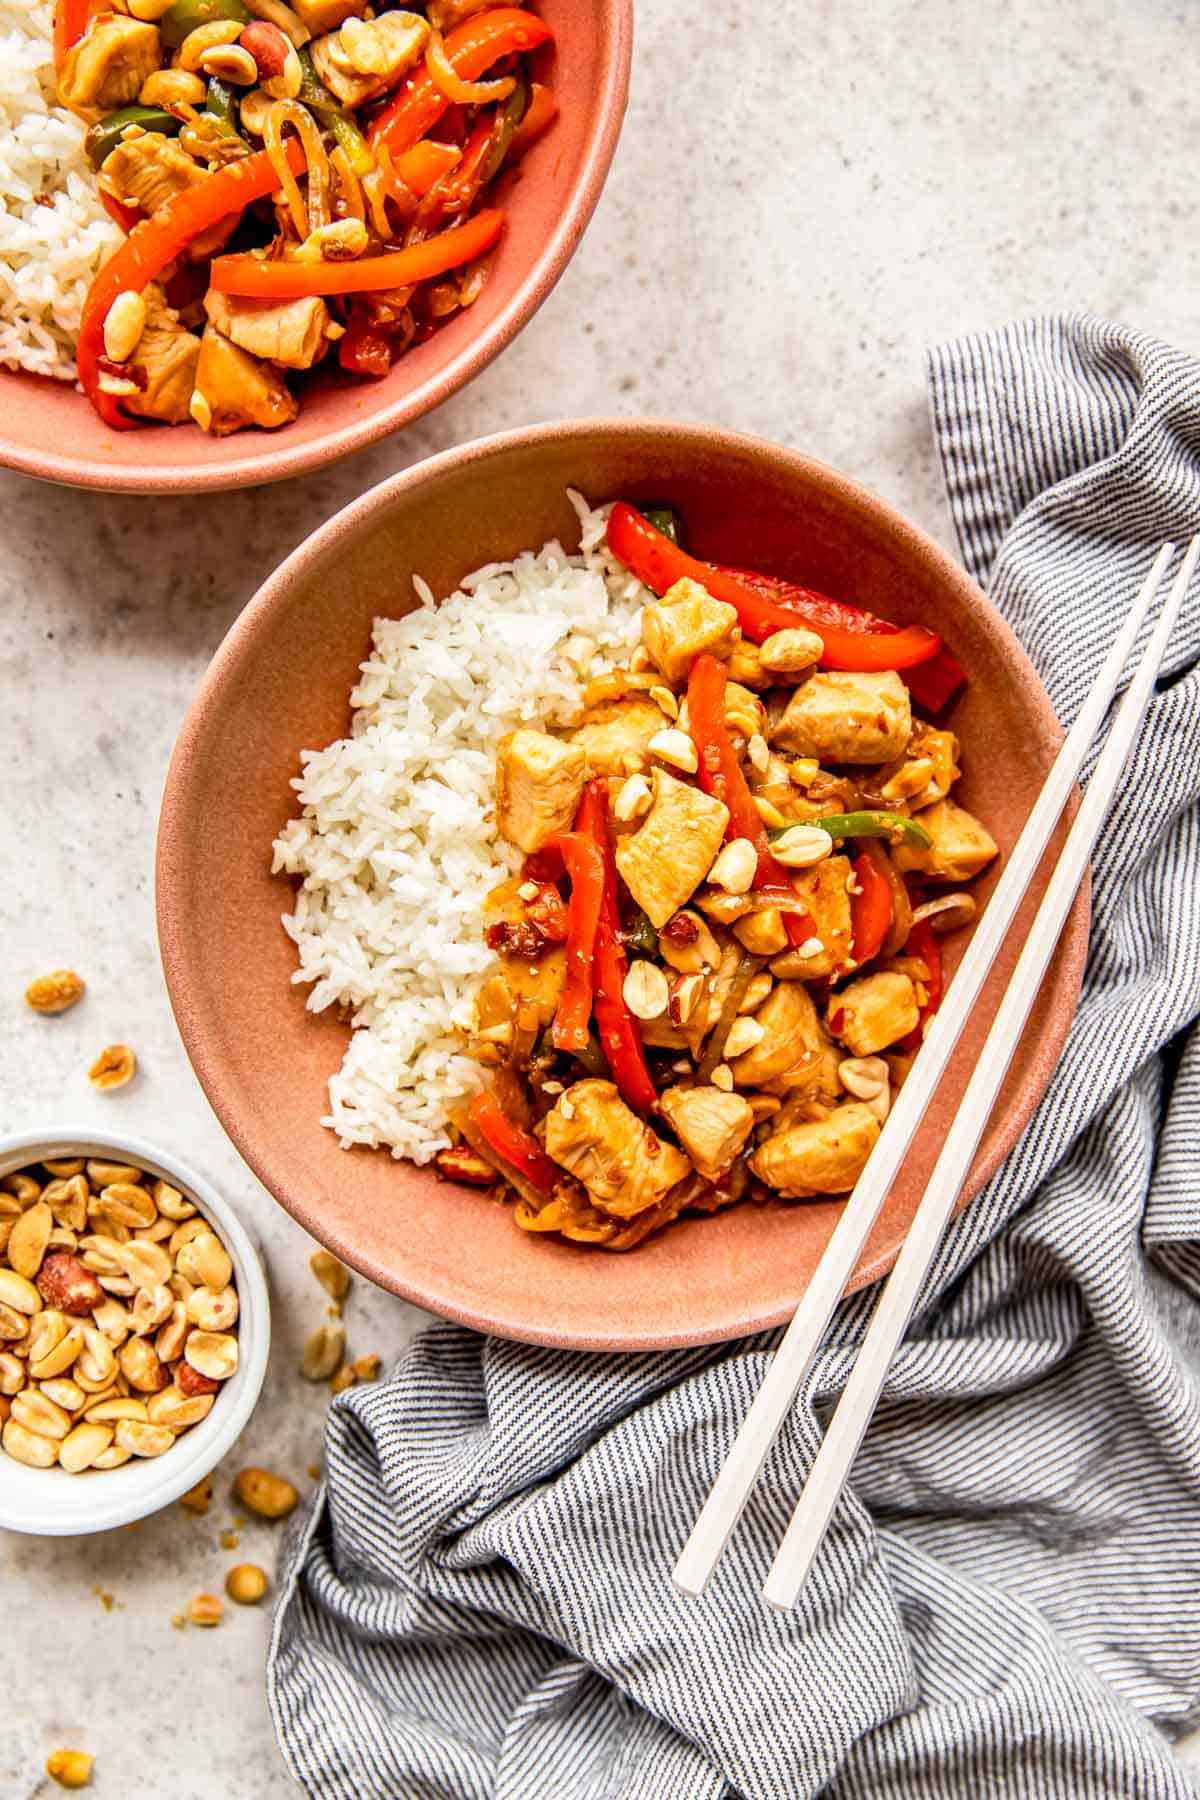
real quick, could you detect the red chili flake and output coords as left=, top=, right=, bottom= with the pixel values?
left=660, top=913, right=700, bottom=945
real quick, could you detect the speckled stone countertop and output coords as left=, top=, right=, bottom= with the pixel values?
left=3, top=1, right=1199, bottom=1793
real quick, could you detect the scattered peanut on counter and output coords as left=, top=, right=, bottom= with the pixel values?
left=87, top=1045, right=138, bottom=1091
left=25, top=970, right=86, bottom=1015
left=0, top=1156, right=239, bottom=1474
left=46, top=1749, right=93, bottom=1789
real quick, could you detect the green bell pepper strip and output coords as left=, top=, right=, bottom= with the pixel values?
left=160, top=0, right=249, bottom=48
left=480, top=73, right=528, bottom=184
left=296, top=48, right=374, bottom=176
left=642, top=507, right=684, bottom=546
left=772, top=811, right=932, bottom=849
left=205, top=76, right=241, bottom=139
left=85, top=107, right=179, bottom=170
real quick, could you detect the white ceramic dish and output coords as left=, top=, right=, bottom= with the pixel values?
left=0, top=1128, right=269, bottom=1537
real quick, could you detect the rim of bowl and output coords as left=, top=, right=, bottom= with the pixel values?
left=0, top=2, right=632, bottom=495
left=0, top=1127, right=270, bottom=1535
left=157, top=417, right=1090, bottom=1348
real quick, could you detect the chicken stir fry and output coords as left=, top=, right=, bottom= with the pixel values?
left=435, top=503, right=1000, bottom=1251
left=54, top=1, right=556, bottom=433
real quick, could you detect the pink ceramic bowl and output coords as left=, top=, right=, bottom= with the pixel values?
left=0, top=4, right=630, bottom=494
left=156, top=420, right=1089, bottom=1350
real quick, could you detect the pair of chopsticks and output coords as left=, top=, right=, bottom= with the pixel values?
left=674, top=537, right=1199, bottom=1610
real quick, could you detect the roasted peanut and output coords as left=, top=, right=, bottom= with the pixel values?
left=3, top=1416, right=57, bottom=1467
left=59, top=1423, right=114, bottom=1473
left=85, top=1160, right=140, bottom=1187
left=309, top=1248, right=351, bottom=1302
left=44, top=1158, right=85, bottom=1178
left=225, top=1562, right=269, bottom=1605
left=234, top=1466, right=299, bottom=1520
left=187, top=1591, right=224, bottom=1626
left=177, top=1229, right=232, bottom=1292
left=45, top=1748, right=94, bottom=1789
left=184, top=1330, right=238, bottom=1381
left=98, top=1182, right=156, bottom=1228
left=330, top=1363, right=356, bottom=1393
left=185, top=1284, right=238, bottom=1331
left=115, top=1418, right=174, bottom=1458
left=25, top=970, right=85, bottom=1014
left=146, top=1384, right=214, bottom=1429
left=118, top=1337, right=169, bottom=1394
left=301, top=1323, right=344, bottom=1382
left=2, top=1172, right=41, bottom=1205
left=7, top=1201, right=51, bottom=1279
left=87, top=1044, right=137, bottom=1090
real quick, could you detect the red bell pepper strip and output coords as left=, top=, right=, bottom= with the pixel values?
left=97, top=189, right=140, bottom=235
left=577, top=782, right=658, bottom=1115
left=709, top=563, right=966, bottom=712
left=550, top=831, right=604, bottom=1055
left=900, top=920, right=943, bottom=1050
left=469, top=1091, right=558, bottom=1192
left=210, top=207, right=504, bottom=298
left=848, top=851, right=892, bottom=965
left=368, top=8, right=554, bottom=157
left=606, top=504, right=943, bottom=675
left=78, top=138, right=306, bottom=429
left=54, top=0, right=89, bottom=67
left=686, top=654, right=813, bottom=948
left=394, top=138, right=461, bottom=196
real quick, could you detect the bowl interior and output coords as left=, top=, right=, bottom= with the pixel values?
left=0, top=0, right=629, bottom=493
left=0, top=1132, right=269, bottom=1535
left=157, top=421, right=1089, bottom=1349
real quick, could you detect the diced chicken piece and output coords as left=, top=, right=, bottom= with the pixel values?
left=310, top=10, right=428, bottom=108
left=832, top=971, right=919, bottom=1057
left=879, top=724, right=961, bottom=808
left=641, top=577, right=740, bottom=684
left=192, top=326, right=298, bottom=436
left=543, top=1080, right=691, bottom=1218
left=659, top=1086, right=754, bottom=1183
left=615, top=769, right=729, bottom=929
left=58, top=17, right=160, bottom=121
left=292, top=0, right=368, bottom=34
left=749, top=1102, right=880, bottom=1197
left=772, top=669, right=912, bottom=764
left=568, top=697, right=665, bottom=777
left=728, top=979, right=824, bottom=1087
left=892, top=797, right=999, bottom=884
left=493, top=729, right=586, bottom=855
left=102, top=135, right=236, bottom=261
left=123, top=286, right=200, bottom=427
left=733, top=908, right=789, bottom=957
left=767, top=854, right=853, bottom=981
left=204, top=291, right=331, bottom=371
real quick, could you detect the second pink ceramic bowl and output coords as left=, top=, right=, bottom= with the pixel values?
left=0, top=3, right=630, bottom=494
left=157, top=420, right=1089, bottom=1349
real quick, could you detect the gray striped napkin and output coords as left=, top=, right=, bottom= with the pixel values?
left=267, top=315, right=1200, bottom=1799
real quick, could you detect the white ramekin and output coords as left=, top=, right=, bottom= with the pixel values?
left=0, top=1127, right=270, bottom=1536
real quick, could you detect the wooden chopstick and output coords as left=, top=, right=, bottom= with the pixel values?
left=672, top=541, right=1181, bottom=1600
left=761, top=535, right=1199, bottom=1607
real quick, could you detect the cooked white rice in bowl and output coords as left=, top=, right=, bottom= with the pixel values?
left=0, top=0, right=119, bottom=380
left=271, top=494, right=653, bottom=1164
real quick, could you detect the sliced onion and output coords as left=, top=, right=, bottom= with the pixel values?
left=911, top=892, right=978, bottom=933
left=265, top=98, right=329, bottom=237
left=330, top=144, right=366, bottom=224
left=697, top=949, right=762, bottom=1082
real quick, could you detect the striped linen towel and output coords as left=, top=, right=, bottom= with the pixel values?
left=267, top=315, right=1200, bottom=1799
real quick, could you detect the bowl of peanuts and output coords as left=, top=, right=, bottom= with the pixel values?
left=0, top=1128, right=269, bottom=1535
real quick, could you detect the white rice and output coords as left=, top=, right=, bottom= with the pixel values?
left=272, top=494, right=654, bottom=1163
left=0, top=0, right=120, bottom=380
